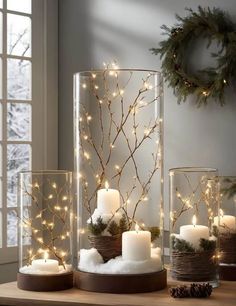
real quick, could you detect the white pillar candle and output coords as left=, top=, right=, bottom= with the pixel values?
left=180, top=215, right=209, bottom=249
left=214, top=210, right=236, bottom=233
left=31, top=251, right=59, bottom=273
left=122, top=225, right=151, bottom=261
left=97, top=181, right=120, bottom=214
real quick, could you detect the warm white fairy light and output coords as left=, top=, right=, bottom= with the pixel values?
left=82, top=83, right=87, bottom=89
left=112, top=92, right=117, bottom=97
left=110, top=143, right=115, bottom=149
left=52, top=182, right=57, bottom=189
left=94, top=85, right=99, bottom=90
left=34, top=182, right=39, bottom=188
left=37, top=237, right=43, bottom=243
left=62, top=196, right=68, bottom=201
left=64, top=206, right=68, bottom=212
left=79, top=117, right=83, bottom=122
left=99, top=99, right=103, bottom=104
left=84, top=151, right=90, bottom=160
left=87, top=115, right=92, bottom=121
left=83, top=135, right=88, bottom=140
left=115, top=165, right=120, bottom=170
left=48, top=194, right=53, bottom=199
left=54, top=205, right=61, bottom=211
left=92, top=73, right=96, bottom=79
left=120, top=89, right=124, bottom=95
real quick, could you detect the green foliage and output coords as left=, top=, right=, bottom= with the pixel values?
left=88, top=216, right=107, bottom=236
left=220, top=178, right=236, bottom=199
left=150, top=6, right=236, bottom=106
left=212, top=225, right=219, bottom=238
left=147, top=226, right=160, bottom=242
left=118, top=214, right=129, bottom=233
left=199, top=238, right=216, bottom=251
left=107, top=220, right=120, bottom=236
left=171, top=236, right=195, bottom=252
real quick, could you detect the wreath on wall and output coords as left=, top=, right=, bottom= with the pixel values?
left=151, top=6, right=236, bottom=106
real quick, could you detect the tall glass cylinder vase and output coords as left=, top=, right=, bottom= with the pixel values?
left=17, top=171, right=73, bottom=291
left=169, top=167, right=219, bottom=287
left=74, top=68, right=166, bottom=293
left=218, top=176, right=236, bottom=280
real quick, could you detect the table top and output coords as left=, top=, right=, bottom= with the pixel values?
left=0, top=281, right=235, bottom=306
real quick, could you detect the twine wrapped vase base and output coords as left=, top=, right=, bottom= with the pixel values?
left=88, top=235, right=122, bottom=262
left=219, top=233, right=236, bottom=264
left=171, top=251, right=218, bottom=286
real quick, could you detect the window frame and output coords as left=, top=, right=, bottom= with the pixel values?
left=0, top=0, right=58, bottom=265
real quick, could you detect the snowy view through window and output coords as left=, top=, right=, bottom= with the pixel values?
left=1, top=0, right=32, bottom=247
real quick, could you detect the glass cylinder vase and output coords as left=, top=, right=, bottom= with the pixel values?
left=169, top=167, right=219, bottom=287
left=74, top=68, right=166, bottom=293
left=17, top=170, right=73, bottom=291
left=218, top=176, right=236, bottom=280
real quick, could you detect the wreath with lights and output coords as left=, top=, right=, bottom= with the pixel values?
left=151, top=6, right=236, bottom=106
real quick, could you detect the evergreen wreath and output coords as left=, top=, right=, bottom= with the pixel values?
left=151, top=6, right=236, bottom=106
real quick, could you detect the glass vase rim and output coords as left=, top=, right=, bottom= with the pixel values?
left=74, top=68, right=162, bottom=77
left=169, top=167, right=218, bottom=173
left=18, top=170, right=72, bottom=176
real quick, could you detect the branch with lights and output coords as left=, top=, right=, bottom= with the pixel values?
left=151, top=6, right=236, bottom=106
left=78, top=64, right=162, bottom=238
left=19, top=178, right=72, bottom=275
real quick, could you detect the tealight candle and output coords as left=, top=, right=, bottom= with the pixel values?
left=122, top=224, right=151, bottom=261
left=97, top=181, right=120, bottom=214
left=31, top=251, right=59, bottom=273
left=180, top=215, right=209, bottom=249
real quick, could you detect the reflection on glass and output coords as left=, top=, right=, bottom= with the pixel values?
left=0, top=58, right=2, bottom=98
left=0, top=211, right=2, bottom=247
left=0, top=13, right=2, bottom=54
left=0, top=145, right=2, bottom=176
left=0, top=0, right=2, bottom=8
left=7, top=58, right=31, bottom=100
left=7, top=144, right=31, bottom=207
left=0, top=179, right=2, bottom=208
left=0, top=103, right=2, bottom=140
left=7, top=103, right=31, bottom=141
left=7, top=209, right=17, bottom=246
left=7, top=0, right=31, bottom=14
left=7, top=14, right=31, bottom=57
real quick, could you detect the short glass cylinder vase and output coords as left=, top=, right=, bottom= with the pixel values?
left=217, top=176, right=236, bottom=280
left=74, top=69, right=166, bottom=293
left=17, top=170, right=73, bottom=291
left=169, top=167, right=219, bottom=287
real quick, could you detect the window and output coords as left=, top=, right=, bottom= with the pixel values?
left=0, top=0, right=58, bottom=264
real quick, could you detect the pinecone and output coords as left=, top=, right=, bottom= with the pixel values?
left=170, top=283, right=212, bottom=298
left=190, top=283, right=212, bottom=298
left=169, top=285, right=190, bottom=298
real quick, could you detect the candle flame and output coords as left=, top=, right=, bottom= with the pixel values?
left=105, top=181, right=109, bottom=190
left=219, top=209, right=224, bottom=217
left=135, top=223, right=140, bottom=233
left=192, top=215, right=197, bottom=227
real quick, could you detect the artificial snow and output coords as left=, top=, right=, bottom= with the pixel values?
left=19, top=264, right=72, bottom=275
left=78, top=248, right=162, bottom=274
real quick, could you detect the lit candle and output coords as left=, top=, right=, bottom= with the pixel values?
left=180, top=215, right=209, bottom=249
left=122, top=224, right=151, bottom=261
left=31, top=251, right=59, bottom=273
left=214, top=209, right=236, bottom=233
left=97, top=181, right=120, bottom=214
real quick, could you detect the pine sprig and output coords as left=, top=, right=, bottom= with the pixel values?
left=88, top=216, right=107, bottom=236
left=151, top=6, right=236, bottom=106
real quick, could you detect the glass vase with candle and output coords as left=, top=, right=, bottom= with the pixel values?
left=217, top=176, right=236, bottom=280
left=74, top=67, right=166, bottom=293
left=169, top=167, right=219, bottom=287
left=17, top=171, right=73, bottom=291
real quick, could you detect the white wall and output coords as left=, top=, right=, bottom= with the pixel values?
left=58, top=0, right=236, bottom=229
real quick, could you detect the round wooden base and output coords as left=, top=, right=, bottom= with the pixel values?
left=17, top=272, right=73, bottom=291
left=74, top=269, right=167, bottom=293
left=219, top=265, right=236, bottom=281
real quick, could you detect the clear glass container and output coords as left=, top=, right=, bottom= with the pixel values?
left=74, top=69, right=165, bottom=292
left=169, top=167, right=219, bottom=287
left=18, top=171, right=73, bottom=277
left=218, top=176, right=236, bottom=269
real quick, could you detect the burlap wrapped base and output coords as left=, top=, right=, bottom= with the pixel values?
left=88, top=235, right=122, bottom=262
left=171, top=250, right=217, bottom=282
left=219, top=233, right=236, bottom=264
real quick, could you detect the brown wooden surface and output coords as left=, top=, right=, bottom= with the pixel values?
left=0, top=280, right=236, bottom=306
left=74, top=269, right=167, bottom=293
